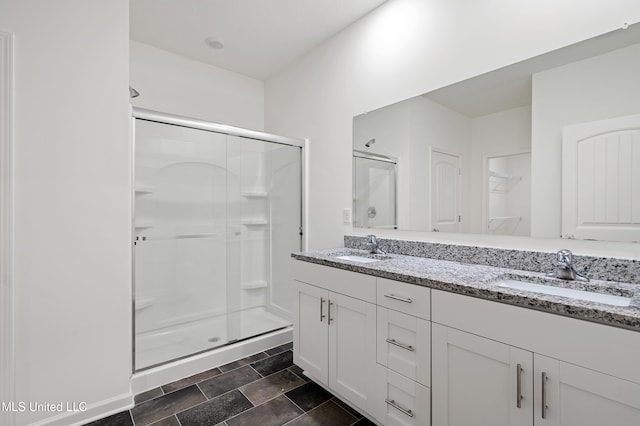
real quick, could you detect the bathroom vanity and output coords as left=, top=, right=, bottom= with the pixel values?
left=292, top=241, right=640, bottom=426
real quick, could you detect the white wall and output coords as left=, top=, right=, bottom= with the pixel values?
left=0, top=1, right=132, bottom=425
left=531, top=42, right=640, bottom=238
left=130, top=41, right=265, bottom=130
left=265, top=0, right=640, bottom=251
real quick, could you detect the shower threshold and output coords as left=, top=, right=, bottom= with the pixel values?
left=135, top=306, right=291, bottom=371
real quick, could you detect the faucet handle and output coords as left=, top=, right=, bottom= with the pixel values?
left=556, top=249, right=573, bottom=267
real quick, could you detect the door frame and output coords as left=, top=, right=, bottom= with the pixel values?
left=1, top=30, right=15, bottom=426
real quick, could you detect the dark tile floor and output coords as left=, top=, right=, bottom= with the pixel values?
left=85, top=342, right=376, bottom=426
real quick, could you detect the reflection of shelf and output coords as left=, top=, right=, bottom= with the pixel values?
left=241, top=191, right=268, bottom=198
left=489, top=171, right=522, bottom=193
left=135, top=298, right=153, bottom=312
left=242, top=220, right=268, bottom=226
left=488, top=216, right=522, bottom=233
left=135, top=221, right=153, bottom=229
left=241, top=280, right=268, bottom=290
left=135, top=186, right=154, bottom=195
left=135, top=233, right=222, bottom=241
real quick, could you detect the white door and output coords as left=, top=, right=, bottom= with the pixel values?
left=432, top=324, right=533, bottom=426
left=534, top=355, right=640, bottom=426
left=431, top=151, right=461, bottom=232
left=562, top=113, right=640, bottom=242
left=293, top=281, right=328, bottom=385
left=328, top=291, right=377, bottom=414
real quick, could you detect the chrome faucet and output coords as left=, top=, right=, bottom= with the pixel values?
left=550, top=249, right=589, bottom=282
left=366, top=234, right=387, bottom=255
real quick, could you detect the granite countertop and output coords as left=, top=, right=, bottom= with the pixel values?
left=292, top=248, right=640, bottom=331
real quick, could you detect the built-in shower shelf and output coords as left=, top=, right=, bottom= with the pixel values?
left=135, top=186, right=154, bottom=195
left=135, top=298, right=153, bottom=312
left=242, top=220, right=268, bottom=226
left=135, top=221, right=154, bottom=229
left=241, top=280, right=268, bottom=290
left=241, top=191, right=268, bottom=198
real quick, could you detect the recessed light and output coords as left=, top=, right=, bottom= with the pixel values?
left=204, top=37, right=224, bottom=49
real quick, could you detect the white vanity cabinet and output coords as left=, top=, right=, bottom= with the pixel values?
left=293, top=261, right=377, bottom=415
left=431, top=289, right=640, bottom=426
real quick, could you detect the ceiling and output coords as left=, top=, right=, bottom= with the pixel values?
left=424, top=22, right=640, bottom=118
left=130, top=0, right=388, bottom=80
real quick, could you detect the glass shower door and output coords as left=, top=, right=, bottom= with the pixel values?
left=226, top=136, right=301, bottom=344
left=134, top=117, right=302, bottom=371
left=134, top=119, right=230, bottom=370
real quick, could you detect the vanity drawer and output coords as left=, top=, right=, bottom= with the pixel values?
left=377, top=307, right=430, bottom=386
left=377, top=278, right=430, bottom=319
left=293, top=260, right=376, bottom=303
left=375, top=364, right=430, bottom=426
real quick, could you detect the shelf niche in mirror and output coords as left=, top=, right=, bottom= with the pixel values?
left=352, top=22, right=640, bottom=242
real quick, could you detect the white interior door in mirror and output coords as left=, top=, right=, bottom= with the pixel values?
left=431, top=150, right=461, bottom=232
left=563, top=114, right=640, bottom=242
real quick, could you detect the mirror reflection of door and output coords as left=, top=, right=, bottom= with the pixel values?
left=431, top=150, right=461, bottom=232
left=353, top=153, right=397, bottom=229
left=487, top=152, right=531, bottom=235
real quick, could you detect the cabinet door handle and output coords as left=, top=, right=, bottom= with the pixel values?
left=516, top=364, right=523, bottom=408
left=328, top=301, right=334, bottom=324
left=383, top=293, right=413, bottom=303
left=541, top=372, right=548, bottom=419
left=385, top=399, right=414, bottom=418
left=386, top=338, right=414, bottom=352
left=319, top=297, right=326, bottom=322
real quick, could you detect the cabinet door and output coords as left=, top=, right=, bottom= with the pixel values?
left=293, top=281, right=328, bottom=385
left=432, top=324, right=533, bottom=426
left=377, top=307, right=430, bottom=386
left=375, top=364, right=430, bottom=426
left=328, top=291, right=377, bottom=414
left=535, top=355, right=640, bottom=426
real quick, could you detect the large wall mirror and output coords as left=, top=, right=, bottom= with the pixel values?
left=353, top=23, right=640, bottom=243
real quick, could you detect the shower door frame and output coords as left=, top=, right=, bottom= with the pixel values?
left=131, top=107, right=307, bottom=373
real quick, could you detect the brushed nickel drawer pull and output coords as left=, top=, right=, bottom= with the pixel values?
left=328, top=301, right=334, bottom=324
left=320, top=297, right=326, bottom=322
left=386, top=338, right=415, bottom=352
left=541, top=372, right=548, bottom=419
left=385, top=399, right=414, bottom=418
left=516, top=364, right=523, bottom=408
left=383, top=293, right=413, bottom=303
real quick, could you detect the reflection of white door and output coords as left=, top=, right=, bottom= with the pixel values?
left=431, top=151, right=461, bottom=232
left=563, top=114, right=640, bottom=242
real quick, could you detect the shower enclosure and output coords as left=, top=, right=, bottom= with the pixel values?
left=353, top=151, right=397, bottom=229
left=133, top=109, right=303, bottom=371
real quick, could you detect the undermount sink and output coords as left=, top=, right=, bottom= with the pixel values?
left=334, top=255, right=382, bottom=263
left=494, top=278, right=632, bottom=307
left=332, top=251, right=391, bottom=263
